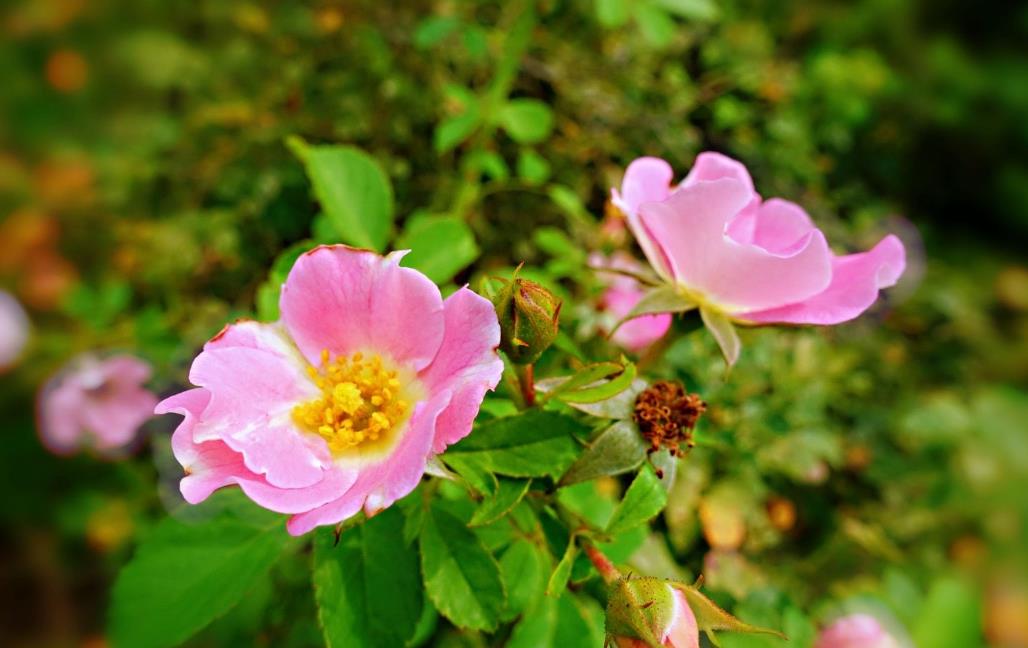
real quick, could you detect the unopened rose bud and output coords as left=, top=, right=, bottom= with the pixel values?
left=490, top=274, right=561, bottom=365
left=815, top=614, right=901, bottom=648
left=606, top=577, right=699, bottom=648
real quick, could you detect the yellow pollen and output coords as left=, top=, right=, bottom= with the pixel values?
left=293, top=350, right=414, bottom=456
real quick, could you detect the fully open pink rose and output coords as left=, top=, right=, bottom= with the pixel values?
left=815, top=614, right=900, bottom=648
left=612, top=153, right=906, bottom=326
left=156, top=245, right=503, bottom=535
left=614, top=585, right=700, bottom=648
left=38, top=354, right=158, bottom=456
left=592, top=252, right=672, bottom=352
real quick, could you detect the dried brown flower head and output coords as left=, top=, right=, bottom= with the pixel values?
left=633, top=380, right=706, bottom=456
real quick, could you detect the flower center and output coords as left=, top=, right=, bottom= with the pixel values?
left=293, top=350, right=417, bottom=457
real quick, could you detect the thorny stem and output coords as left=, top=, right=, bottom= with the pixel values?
left=582, top=538, right=621, bottom=585
left=516, top=363, right=536, bottom=407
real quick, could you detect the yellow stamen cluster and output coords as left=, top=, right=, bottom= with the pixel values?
left=292, top=350, right=411, bottom=456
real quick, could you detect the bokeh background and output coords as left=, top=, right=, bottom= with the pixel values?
left=1, top=0, right=1027, bottom=646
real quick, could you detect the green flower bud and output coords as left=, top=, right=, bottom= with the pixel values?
left=490, top=274, right=561, bottom=365
left=605, top=577, right=696, bottom=648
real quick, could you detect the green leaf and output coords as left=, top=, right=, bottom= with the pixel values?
left=560, top=362, right=638, bottom=404
left=420, top=505, right=506, bottom=631
left=509, top=593, right=604, bottom=648
left=781, top=606, right=815, bottom=648
left=539, top=362, right=624, bottom=401
left=612, top=285, right=696, bottom=334
left=396, top=214, right=480, bottom=284
left=466, top=149, right=510, bottom=181
left=290, top=139, right=394, bottom=251
left=435, top=112, right=481, bottom=154
left=701, top=307, right=741, bottom=368
left=545, top=538, right=578, bottom=597
left=443, top=410, right=585, bottom=479
left=534, top=227, right=584, bottom=260
left=413, top=15, right=459, bottom=49
left=606, top=465, right=669, bottom=536
left=498, top=99, right=555, bottom=144
left=650, top=0, right=719, bottom=20
left=312, top=508, right=423, bottom=648
left=470, top=477, right=532, bottom=527
left=109, top=499, right=290, bottom=648
left=635, top=4, right=676, bottom=48
left=557, top=378, right=648, bottom=420
left=560, top=421, right=648, bottom=487
left=673, top=584, right=786, bottom=643
left=547, top=185, right=593, bottom=223
left=517, top=149, right=552, bottom=184
left=445, top=454, right=496, bottom=495
left=913, top=576, right=982, bottom=648
left=595, top=0, right=631, bottom=27
left=500, top=540, right=548, bottom=621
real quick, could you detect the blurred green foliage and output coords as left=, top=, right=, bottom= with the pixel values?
left=1, top=0, right=1026, bottom=646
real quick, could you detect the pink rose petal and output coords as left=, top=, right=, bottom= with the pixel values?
left=280, top=245, right=445, bottom=372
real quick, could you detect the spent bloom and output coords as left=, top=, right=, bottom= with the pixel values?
left=592, top=252, right=672, bottom=352
left=156, top=245, right=503, bottom=535
left=37, top=354, right=158, bottom=456
left=815, top=614, right=901, bottom=648
left=612, top=153, right=906, bottom=363
left=0, top=289, right=30, bottom=371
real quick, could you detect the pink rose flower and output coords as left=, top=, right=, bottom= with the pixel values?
left=593, top=252, right=671, bottom=352
left=37, top=354, right=158, bottom=456
left=0, top=289, right=30, bottom=372
left=815, top=614, right=901, bottom=648
left=156, top=245, right=503, bottom=535
left=613, top=584, right=700, bottom=648
left=612, top=153, right=906, bottom=327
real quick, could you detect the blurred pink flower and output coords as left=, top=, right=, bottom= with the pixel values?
left=0, top=289, right=30, bottom=371
left=156, top=245, right=503, bottom=535
left=592, top=252, right=671, bottom=352
left=612, top=153, right=906, bottom=326
left=815, top=614, right=900, bottom=648
left=38, top=354, right=157, bottom=456
left=613, top=585, right=700, bottom=648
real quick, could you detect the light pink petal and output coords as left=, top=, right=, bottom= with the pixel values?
left=98, top=355, right=153, bottom=386
left=37, top=378, right=87, bottom=455
left=418, top=287, right=503, bottom=453
left=604, top=285, right=672, bottom=352
left=815, top=614, right=897, bottom=648
left=680, top=151, right=755, bottom=194
left=683, top=152, right=762, bottom=246
left=639, top=180, right=833, bottom=312
left=739, top=235, right=906, bottom=325
left=280, top=245, right=445, bottom=371
left=80, top=385, right=158, bottom=450
left=665, top=588, right=700, bottom=648
left=183, top=439, right=355, bottom=514
left=156, top=388, right=210, bottom=466
left=157, top=389, right=356, bottom=513
left=0, top=290, right=30, bottom=370
left=286, top=389, right=452, bottom=535
left=188, top=344, right=328, bottom=489
left=616, top=157, right=674, bottom=214
left=750, top=198, right=816, bottom=254
left=612, top=158, right=676, bottom=280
